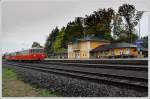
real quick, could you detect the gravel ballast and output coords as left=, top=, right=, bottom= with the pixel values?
left=3, top=65, right=148, bottom=97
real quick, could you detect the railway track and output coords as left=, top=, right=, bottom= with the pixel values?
left=3, top=61, right=148, bottom=90
left=42, top=61, right=148, bottom=71
left=44, top=59, right=148, bottom=65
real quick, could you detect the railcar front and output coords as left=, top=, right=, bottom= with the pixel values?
left=29, top=48, right=45, bottom=61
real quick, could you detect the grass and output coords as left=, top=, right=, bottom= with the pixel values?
left=2, top=68, right=57, bottom=97
left=3, top=68, right=17, bottom=79
left=35, top=88, right=56, bottom=97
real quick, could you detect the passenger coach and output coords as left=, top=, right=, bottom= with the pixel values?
left=5, top=48, right=45, bottom=61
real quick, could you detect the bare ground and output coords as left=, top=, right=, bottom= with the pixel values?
left=2, top=68, right=56, bottom=97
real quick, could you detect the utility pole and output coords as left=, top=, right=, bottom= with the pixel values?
left=136, top=10, right=148, bottom=58
left=137, top=10, right=148, bottom=40
left=139, top=19, right=140, bottom=40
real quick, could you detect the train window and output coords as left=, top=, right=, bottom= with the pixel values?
left=38, top=49, right=43, bottom=53
left=30, top=49, right=33, bottom=54
left=16, top=52, right=20, bottom=55
left=11, top=52, right=16, bottom=56
left=31, top=49, right=43, bottom=54
left=19, top=50, right=29, bottom=55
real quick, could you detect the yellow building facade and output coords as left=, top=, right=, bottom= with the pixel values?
left=90, top=42, right=144, bottom=58
left=91, top=48, right=138, bottom=58
left=68, top=39, right=110, bottom=59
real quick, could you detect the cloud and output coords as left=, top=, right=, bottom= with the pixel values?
left=1, top=0, right=149, bottom=53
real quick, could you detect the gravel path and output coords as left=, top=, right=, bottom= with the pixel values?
left=3, top=64, right=148, bottom=97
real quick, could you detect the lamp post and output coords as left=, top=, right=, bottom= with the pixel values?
left=138, top=19, right=140, bottom=40
left=137, top=10, right=148, bottom=40
left=135, top=10, right=148, bottom=58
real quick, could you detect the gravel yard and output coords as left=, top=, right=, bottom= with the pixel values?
left=2, top=67, right=56, bottom=97
left=3, top=64, right=148, bottom=97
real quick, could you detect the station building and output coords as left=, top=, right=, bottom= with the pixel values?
left=47, top=49, right=68, bottom=59
left=90, top=42, right=148, bottom=58
left=68, top=36, right=110, bottom=59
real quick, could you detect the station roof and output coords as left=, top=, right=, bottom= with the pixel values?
left=78, top=35, right=109, bottom=42
left=90, top=42, right=137, bottom=52
left=69, top=35, right=110, bottom=44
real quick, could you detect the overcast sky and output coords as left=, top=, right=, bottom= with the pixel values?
left=0, top=0, right=149, bottom=53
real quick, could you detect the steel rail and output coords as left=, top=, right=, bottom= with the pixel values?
left=42, top=61, right=148, bottom=71
left=3, top=62, right=148, bottom=89
left=4, top=62, right=148, bottom=79
left=44, top=59, right=148, bottom=65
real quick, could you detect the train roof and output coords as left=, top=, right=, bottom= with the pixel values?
left=30, top=47, right=44, bottom=50
left=6, top=48, right=44, bottom=54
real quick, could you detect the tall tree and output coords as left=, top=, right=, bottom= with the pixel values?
left=85, top=8, right=114, bottom=40
left=113, top=13, right=123, bottom=40
left=65, top=17, right=84, bottom=42
left=44, top=27, right=59, bottom=55
left=52, top=27, right=65, bottom=52
left=118, top=4, right=144, bottom=43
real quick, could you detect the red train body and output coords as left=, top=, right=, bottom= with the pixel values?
left=5, top=48, right=46, bottom=61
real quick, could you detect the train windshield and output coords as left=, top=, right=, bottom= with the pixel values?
left=30, top=49, right=44, bottom=54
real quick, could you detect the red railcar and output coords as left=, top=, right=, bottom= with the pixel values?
left=5, top=48, right=45, bottom=61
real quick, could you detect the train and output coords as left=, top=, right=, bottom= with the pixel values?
left=5, top=48, right=46, bottom=61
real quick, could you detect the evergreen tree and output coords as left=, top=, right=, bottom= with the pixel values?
left=44, top=4, right=144, bottom=56
left=85, top=8, right=114, bottom=40
left=52, top=27, right=65, bottom=52
left=44, top=27, right=59, bottom=56
left=141, top=36, right=148, bottom=48
left=32, top=42, right=43, bottom=48
left=118, top=4, right=144, bottom=43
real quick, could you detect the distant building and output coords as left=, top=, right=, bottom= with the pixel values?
left=47, top=50, right=68, bottom=59
left=90, top=42, right=148, bottom=58
left=53, top=50, right=68, bottom=59
left=68, top=36, right=110, bottom=59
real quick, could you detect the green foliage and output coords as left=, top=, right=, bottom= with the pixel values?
left=85, top=8, right=114, bottom=40
left=44, top=27, right=59, bottom=55
left=35, top=88, right=57, bottom=97
left=2, top=68, right=57, bottom=97
left=141, top=36, right=148, bottom=48
left=118, top=4, right=144, bottom=43
left=113, top=14, right=123, bottom=39
left=52, top=27, right=65, bottom=52
left=44, top=4, right=143, bottom=56
left=32, top=42, right=43, bottom=48
left=3, top=68, right=17, bottom=79
left=65, top=17, right=84, bottom=42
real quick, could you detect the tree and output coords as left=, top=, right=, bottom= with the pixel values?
left=141, top=36, right=148, bottom=48
left=118, top=4, right=144, bottom=43
left=112, top=13, right=123, bottom=39
left=44, top=4, right=144, bottom=56
left=65, top=17, right=84, bottom=42
left=32, top=42, right=43, bottom=48
left=44, top=27, right=59, bottom=55
left=52, top=27, right=65, bottom=52
left=85, top=8, right=114, bottom=40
